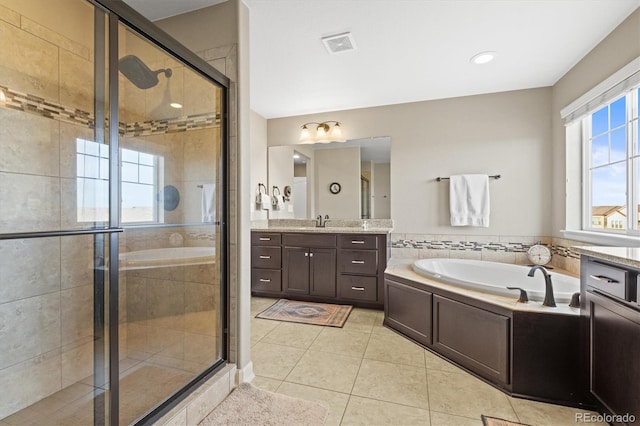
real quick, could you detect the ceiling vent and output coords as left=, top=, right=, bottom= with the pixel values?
left=321, top=32, right=356, bottom=54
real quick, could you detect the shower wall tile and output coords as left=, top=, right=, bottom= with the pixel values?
left=207, top=59, right=226, bottom=76
left=126, top=322, right=150, bottom=361
left=60, top=338, right=93, bottom=388
left=0, top=237, right=60, bottom=304
left=184, top=263, right=217, bottom=285
left=0, top=292, right=60, bottom=370
left=126, top=277, right=148, bottom=324
left=146, top=65, right=183, bottom=122
left=481, top=250, right=516, bottom=264
left=0, top=20, right=59, bottom=101
left=183, top=332, right=218, bottom=367
left=183, top=129, right=217, bottom=182
left=183, top=70, right=216, bottom=117
left=59, top=49, right=93, bottom=114
left=184, top=282, right=216, bottom=335
left=200, top=45, right=233, bottom=62
left=0, top=349, right=61, bottom=419
left=60, top=234, right=95, bottom=289
left=59, top=121, right=94, bottom=179
left=0, top=109, right=60, bottom=176
left=146, top=279, right=185, bottom=331
left=147, top=327, right=184, bottom=359
left=20, top=17, right=90, bottom=60
left=0, top=172, right=60, bottom=232
left=60, top=284, right=93, bottom=346
left=0, top=4, right=20, bottom=27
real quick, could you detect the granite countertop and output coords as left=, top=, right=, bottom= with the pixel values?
left=574, top=246, right=640, bottom=269
left=251, top=219, right=393, bottom=234
left=250, top=225, right=393, bottom=234
left=384, top=258, right=580, bottom=316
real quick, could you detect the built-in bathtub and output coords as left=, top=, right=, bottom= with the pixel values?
left=384, top=258, right=588, bottom=407
left=412, top=258, right=579, bottom=303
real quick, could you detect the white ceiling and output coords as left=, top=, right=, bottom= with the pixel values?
left=125, top=0, right=640, bottom=119
left=123, top=0, right=227, bottom=21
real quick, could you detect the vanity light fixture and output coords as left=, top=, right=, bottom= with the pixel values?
left=170, top=102, right=183, bottom=109
left=470, top=51, right=496, bottom=65
left=299, top=121, right=345, bottom=143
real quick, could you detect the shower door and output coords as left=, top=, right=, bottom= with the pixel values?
left=115, top=20, right=226, bottom=425
left=0, top=0, right=228, bottom=425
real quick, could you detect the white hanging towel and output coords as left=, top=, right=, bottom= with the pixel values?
left=256, top=191, right=270, bottom=210
left=449, top=174, right=490, bottom=227
left=201, top=184, right=216, bottom=222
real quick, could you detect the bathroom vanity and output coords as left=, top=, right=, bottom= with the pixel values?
left=576, top=247, right=640, bottom=424
left=251, top=226, right=391, bottom=308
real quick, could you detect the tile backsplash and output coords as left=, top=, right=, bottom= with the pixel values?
left=390, top=234, right=585, bottom=276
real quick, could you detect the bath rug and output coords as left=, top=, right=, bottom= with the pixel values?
left=256, top=298, right=352, bottom=327
left=199, top=382, right=328, bottom=426
left=481, top=415, right=531, bottom=426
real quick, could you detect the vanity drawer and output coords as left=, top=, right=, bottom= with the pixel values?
left=338, top=275, right=378, bottom=302
left=283, top=233, right=336, bottom=248
left=586, top=261, right=629, bottom=301
left=339, top=235, right=378, bottom=250
left=252, top=269, right=281, bottom=293
left=251, top=246, right=281, bottom=269
left=339, top=249, right=378, bottom=275
left=251, top=233, right=281, bottom=246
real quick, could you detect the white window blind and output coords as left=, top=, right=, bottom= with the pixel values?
left=561, top=56, right=640, bottom=125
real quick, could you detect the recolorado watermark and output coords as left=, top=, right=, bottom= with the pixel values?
left=576, top=412, right=636, bottom=423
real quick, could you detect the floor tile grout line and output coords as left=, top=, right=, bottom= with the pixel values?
left=506, top=396, right=522, bottom=423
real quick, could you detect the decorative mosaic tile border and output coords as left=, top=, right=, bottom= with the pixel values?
left=391, top=238, right=533, bottom=253
left=391, top=235, right=581, bottom=260
left=0, top=85, right=220, bottom=136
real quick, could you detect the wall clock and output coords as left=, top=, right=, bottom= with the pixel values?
left=527, top=243, right=552, bottom=265
left=329, top=182, right=341, bottom=194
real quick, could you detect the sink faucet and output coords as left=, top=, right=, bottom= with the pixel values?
left=527, top=265, right=556, bottom=307
left=316, top=214, right=330, bottom=227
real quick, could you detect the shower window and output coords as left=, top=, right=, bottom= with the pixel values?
left=120, top=148, right=161, bottom=223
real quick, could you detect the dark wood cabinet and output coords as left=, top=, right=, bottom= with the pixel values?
left=433, top=295, right=510, bottom=385
left=252, top=230, right=388, bottom=308
left=384, top=274, right=583, bottom=405
left=283, top=247, right=311, bottom=294
left=310, top=248, right=337, bottom=297
left=385, top=279, right=432, bottom=346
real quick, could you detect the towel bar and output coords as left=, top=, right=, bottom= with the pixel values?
left=436, top=174, right=501, bottom=182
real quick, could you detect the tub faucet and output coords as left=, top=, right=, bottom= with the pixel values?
left=527, top=265, right=556, bottom=307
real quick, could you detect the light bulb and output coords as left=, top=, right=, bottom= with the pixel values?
left=315, top=124, right=328, bottom=141
left=330, top=122, right=343, bottom=140
left=299, top=125, right=311, bottom=141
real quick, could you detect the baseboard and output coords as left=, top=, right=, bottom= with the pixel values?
left=235, top=361, right=255, bottom=384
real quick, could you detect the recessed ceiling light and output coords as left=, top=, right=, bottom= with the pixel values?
left=293, top=154, right=300, bottom=159
left=170, top=102, right=183, bottom=109
left=470, top=51, right=496, bottom=65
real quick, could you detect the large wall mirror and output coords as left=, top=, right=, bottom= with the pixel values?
left=268, top=137, right=391, bottom=220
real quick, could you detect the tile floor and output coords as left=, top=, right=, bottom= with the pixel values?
left=250, top=297, right=605, bottom=426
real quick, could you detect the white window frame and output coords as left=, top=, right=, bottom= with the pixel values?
left=561, top=56, right=640, bottom=246
left=581, top=90, right=639, bottom=237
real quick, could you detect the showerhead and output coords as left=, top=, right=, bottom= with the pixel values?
left=118, top=55, right=172, bottom=89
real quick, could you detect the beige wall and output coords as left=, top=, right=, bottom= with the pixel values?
left=268, top=88, right=553, bottom=235
left=250, top=110, right=268, bottom=221
left=373, top=163, right=391, bottom=219
left=551, top=8, right=640, bottom=237
left=267, top=145, right=295, bottom=218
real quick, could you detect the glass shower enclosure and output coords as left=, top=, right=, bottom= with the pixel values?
left=0, top=0, right=228, bottom=424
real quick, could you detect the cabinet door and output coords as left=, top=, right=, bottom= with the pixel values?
left=310, top=248, right=336, bottom=297
left=433, top=295, right=510, bottom=385
left=283, top=247, right=310, bottom=294
left=587, top=291, right=640, bottom=420
left=385, top=279, right=432, bottom=346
